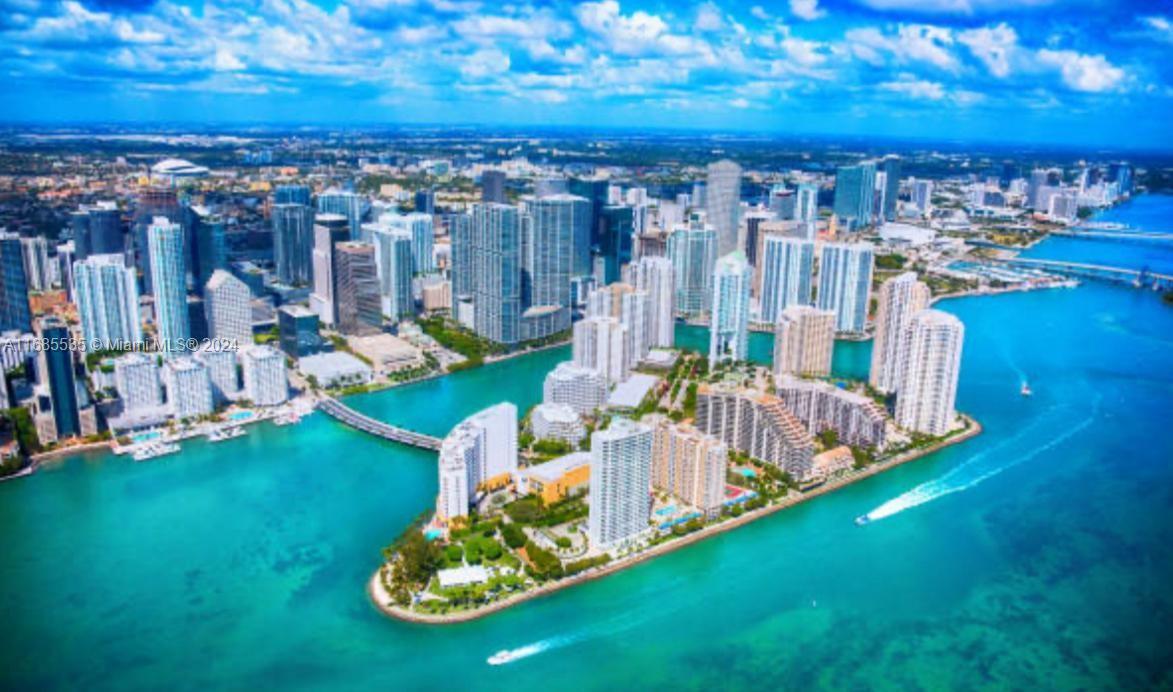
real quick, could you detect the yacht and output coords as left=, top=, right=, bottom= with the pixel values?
left=208, top=426, right=246, bottom=442
left=133, top=442, right=181, bottom=462
left=1021, top=381, right=1033, bottom=397
left=854, top=515, right=871, bottom=527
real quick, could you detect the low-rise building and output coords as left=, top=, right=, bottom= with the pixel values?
left=298, top=351, right=373, bottom=389
left=531, top=403, right=585, bottom=446
left=518, top=451, right=591, bottom=504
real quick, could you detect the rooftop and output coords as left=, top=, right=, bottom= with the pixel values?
left=607, top=373, right=659, bottom=409
left=525, top=451, right=591, bottom=483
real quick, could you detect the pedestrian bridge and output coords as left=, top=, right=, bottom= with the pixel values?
left=997, top=258, right=1173, bottom=290
left=316, top=396, right=442, bottom=451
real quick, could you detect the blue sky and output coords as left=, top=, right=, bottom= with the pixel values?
left=2, top=0, right=1172, bottom=149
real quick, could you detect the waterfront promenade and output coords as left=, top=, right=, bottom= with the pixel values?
left=369, top=415, right=983, bottom=625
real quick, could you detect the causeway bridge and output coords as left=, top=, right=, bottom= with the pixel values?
left=995, top=258, right=1173, bottom=290
left=316, top=396, right=442, bottom=451
left=1052, top=228, right=1173, bottom=244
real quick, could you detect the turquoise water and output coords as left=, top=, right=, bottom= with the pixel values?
left=229, top=411, right=255, bottom=421
left=2, top=198, right=1172, bottom=690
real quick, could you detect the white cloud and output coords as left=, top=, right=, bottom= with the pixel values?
left=846, top=24, right=957, bottom=71
left=1036, top=49, right=1125, bottom=92
left=461, top=47, right=510, bottom=79
left=213, top=47, right=245, bottom=71
left=789, top=0, right=825, bottom=22
left=574, top=0, right=713, bottom=60
left=854, top=0, right=1059, bottom=14
left=958, top=23, right=1017, bottom=77
left=879, top=77, right=945, bottom=100
left=750, top=6, right=770, bottom=21
left=694, top=2, right=723, bottom=32
left=730, top=97, right=751, bottom=108
left=1139, top=15, right=1173, bottom=44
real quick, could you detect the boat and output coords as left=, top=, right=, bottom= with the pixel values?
left=208, top=426, right=246, bottom=442
left=854, top=515, right=871, bottom=526
left=133, top=442, right=181, bottom=462
left=273, top=413, right=300, bottom=427
left=487, top=650, right=519, bottom=666
left=1021, top=381, right=1033, bottom=397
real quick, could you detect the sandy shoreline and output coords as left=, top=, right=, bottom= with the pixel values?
left=368, top=415, right=983, bottom=625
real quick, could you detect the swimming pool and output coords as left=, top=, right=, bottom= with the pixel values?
left=737, top=468, right=756, bottom=478
left=655, top=505, right=677, bottom=517
left=424, top=529, right=442, bottom=541
left=229, top=411, right=254, bottom=422
left=131, top=431, right=161, bottom=444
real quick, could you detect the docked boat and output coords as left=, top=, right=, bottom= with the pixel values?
left=273, top=413, right=300, bottom=427
left=208, top=426, right=246, bottom=442
left=1021, top=381, right=1033, bottom=397
left=133, top=442, right=181, bottom=462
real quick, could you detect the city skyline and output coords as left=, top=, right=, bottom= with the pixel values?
left=1, top=1, right=1171, bottom=149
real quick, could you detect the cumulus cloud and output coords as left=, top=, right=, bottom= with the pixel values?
left=958, top=23, right=1017, bottom=77
left=847, top=24, right=957, bottom=71
left=1036, top=49, right=1125, bottom=92
left=879, top=76, right=945, bottom=99
left=789, top=0, right=825, bottom=22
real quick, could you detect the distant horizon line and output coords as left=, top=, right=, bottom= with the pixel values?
left=1, top=120, right=1170, bottom=157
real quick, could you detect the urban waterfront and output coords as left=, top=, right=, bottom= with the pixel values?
left=1, top=198, right=1170, bottom=689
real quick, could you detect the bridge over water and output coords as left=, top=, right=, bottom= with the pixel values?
left=1052, top=228, right=1173, bottom=244
left=996, top=258, right=1173, bottom=291
left=316, top=396, right=442, bottom=451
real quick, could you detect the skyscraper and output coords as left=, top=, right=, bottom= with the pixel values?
left=133, top=188, right=179, bottom=294
left=73, top=254, right=142, bottom=350
left=706, top=160, right=742, bottom=256
left=316, top=190, right=365, bottom=240
left=114, top=352, right=162, bottom=412
left=896, top=310, right=964, bottom=436
left=588, top=418, right=653, bottom=549
left=309, top=214, right=350, bottom=326
left=0, top=232, right=32, bottom=333
left=164, top=357, right=214, bottom=419
left=467, top=204, right=523, bottom=344
left=380, top=213, right=434, bottom=275
left=773, top=305, right=836, bottom=378
left=666, top=223, right=717, bottom=317
left=371, top=227, right=414, bottom=321
left=599, top=205, right=634, bottom=284
left=881, top=156, right=902, bottom=222
left=183, top=205, right=226, bottom=295
left=649, top=416, right=727, bottom=515
left=20, top=237, right=52, bottom=292
left=277, top=305, right=322, bottom=358
left=333, top=242, right=383, bottom=336
left=709, top=252, right=751, bottom=364
left=817, top=242, right=874, bottom=335
left=241, top=345, right=288, bottom=407
left=435, top=402, right=519, bottom=522
left=795, top=183, right=818, bottom=224
left=39, top=317, right=80, bottom=439
left=573, top=315, right=630, bottom=384
left=148, top=217, right=190, bottom=355
left=526, top=194, right=592, bottom=287
left=271, top=203, right=315, bottom=286
left=568, top=177, right=609, bottom=250
left=71, top=202, right=123, bottom=260
left=833, top=162, right=877, bottom=230
left=482, top=169, right=507, bottom=204
left=758, top=235, right=814, bottom=324
left=274, top=184, right=311, bottom=206
left=869, top=272, right=931, bottom=395
left=543, top=361, right=609, bottom=414
left=631, top=256, right=675, bottom=348
left=204, top=270, right=253, bottom=346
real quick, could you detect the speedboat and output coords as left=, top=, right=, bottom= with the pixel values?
left=487, top=650, right=519, bottom=666
left=854, top=515, right=871, bottom=527
left=133, top=442, right=181, bottom=462
left=1021, top=381, right=1033, bottom=397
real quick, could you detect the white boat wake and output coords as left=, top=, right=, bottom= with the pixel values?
left=487, top=636, right=575, bottom=665
left=858, top=407, right=1095, bottom=525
